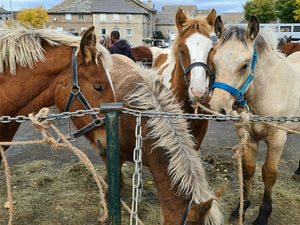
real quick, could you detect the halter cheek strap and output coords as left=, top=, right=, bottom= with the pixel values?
left=212, top=45, right=257, bottom=106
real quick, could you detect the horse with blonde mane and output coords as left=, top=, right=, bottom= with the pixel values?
left=0, top=25, right=223, bottom=224
left=107, top=54, right=223, bottom=224
left=210, top=15, right=300, bottom=225
left=152, top=8, right=216, bottom=151
left=0, top=25, right=115, bottom=157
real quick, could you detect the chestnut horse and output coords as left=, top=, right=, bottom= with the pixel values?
left=107, top=54, right=223, bottom=224
left=152, top=8, right=217, bottom=151
left=210, top=15, right=300, bottom=225
left=131, top=46, right=153, bottom=68
left=280, top=41, right=300, bottom=56
left=0, top=26, right=115, bottom=156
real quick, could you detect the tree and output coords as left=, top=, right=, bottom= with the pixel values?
left=275, top=0, right=298, bottom=23
left=294, top=0, right=300, bottom=21
left=244, top=0, right=276, bottom=23
left=17, top=6, right=49, bottom=29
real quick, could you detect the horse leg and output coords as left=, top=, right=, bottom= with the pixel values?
left=253, top=131, right=287, bottom=225
left=231, top=139, right=258, bottom=220
left=292, top=160, right=300, bottom=181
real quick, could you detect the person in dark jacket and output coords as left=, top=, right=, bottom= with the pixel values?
left=109, top=31, right=135, bottom=60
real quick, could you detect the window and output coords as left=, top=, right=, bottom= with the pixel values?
left=113, top=28, right=120, bottom=33
left=126, top=14, right=132, bottom=21
left=280, top=26, right=291, bottom=32
left=293, top=26, right=300, bottom=32
left=81, top=27, right=87, bottom=32
left=69, top=29, right=76, bottom=35
left=65, top=14, right=72, bottom=20
left=100, top=14, right=106, bottom=21
left=113, top=14, right=119, bottom=21
left=79, top=13, right=84, bottom=20
left=101, top=29, right=106, bottom=35
left=57, top=27, right=63, bottom=32
left=127, top=29, right=132, bottom=36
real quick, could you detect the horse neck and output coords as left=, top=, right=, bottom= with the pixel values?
left=143, top=140, right=190, bottom=224
left=1, top=45, right=73, bottom=117
left=169, top=61, right=194, bottom=113
left=245, top=51, right=286, bottom=114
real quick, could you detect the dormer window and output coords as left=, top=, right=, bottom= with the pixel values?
left=66, top=14, right=71, bottom=20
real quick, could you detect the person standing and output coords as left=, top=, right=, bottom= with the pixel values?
left=109, top=31, right=134, bottom=60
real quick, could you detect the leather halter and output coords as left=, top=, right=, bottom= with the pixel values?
left=64, top=47, right=105, bottom=139
left=178, top=50, right=215, bottom=102
left=180, top=200, right=195, bottom=225
left=212, top=45, right=257, bottom=107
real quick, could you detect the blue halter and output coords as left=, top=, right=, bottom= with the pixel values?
left=212, top=45, right=257, bottom=106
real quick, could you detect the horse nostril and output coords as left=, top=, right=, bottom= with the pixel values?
left=219, top=108, right=226, bottom=115
left=207, top=104, right=211, bottom=109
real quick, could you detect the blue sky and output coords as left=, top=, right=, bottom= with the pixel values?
left=1, top=0, right=248, bottom=14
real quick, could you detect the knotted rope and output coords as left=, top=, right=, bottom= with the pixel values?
left=0, top=108, right=109, bottom=224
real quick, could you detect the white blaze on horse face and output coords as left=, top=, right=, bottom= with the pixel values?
left=185, top=33, right=213, bottom=100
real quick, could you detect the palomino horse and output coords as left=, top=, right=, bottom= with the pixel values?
left=152, top=8, right=217, bottom=150
left=210, top=15, right=300, bottom=225
left=107, top=54, right=223, bottom=224
left=0, top=26, right=115, bottom=156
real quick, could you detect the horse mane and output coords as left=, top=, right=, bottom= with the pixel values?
left=126, top=67, right=222, bottom=225
left=170, top=15, right=213, bottom=62
left=0, top=25, right=112, bottom=75
left=217, top=25, right=285, bottom=57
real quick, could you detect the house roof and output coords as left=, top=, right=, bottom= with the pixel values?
left=48, top=0, right=145, bottom=14
left=0, top=7, right=9, bottom=14
left=220, top=12, right=245, bottom=24
left=156, top=5, right=180, bottom=26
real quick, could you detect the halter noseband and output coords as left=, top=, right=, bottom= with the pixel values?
left=212, top=45, right=257, bottom=107
left=179, top=51, right=214, bottom=99
left=64, top=47, right=105, bottom=139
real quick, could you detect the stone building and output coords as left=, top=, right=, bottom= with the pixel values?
left=47, top=0, right=156, bottom=46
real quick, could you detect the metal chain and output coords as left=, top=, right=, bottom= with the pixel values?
left=0, top=107, right=300, bottom=123
left=130, top=115, right=144, bottom=225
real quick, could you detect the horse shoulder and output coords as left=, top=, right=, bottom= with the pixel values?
left=153, top=53, right=168, bottom=68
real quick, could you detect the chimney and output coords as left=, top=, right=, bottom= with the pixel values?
left=162, top=6, right=164, bottom=11
left=147, top=0, right=152, bottom=8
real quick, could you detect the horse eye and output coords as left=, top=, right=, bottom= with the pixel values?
left=93, top=84, right=103, bottom=93
left=241, top=64, right=248, bottom=71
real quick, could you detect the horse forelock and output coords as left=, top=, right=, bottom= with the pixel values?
left=217, top=26, right=273, bottom=55
left=0, top=26, right=111, bottom=75
left=171, top=16, right=213, bottom=61
left=126, top=67, right=222, bottom=225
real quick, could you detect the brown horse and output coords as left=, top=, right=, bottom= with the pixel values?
left=0, top=26, right=115, bottom=155
left=280, top=41, right=300, bottom=56
left=131, top=45, right=153, bottom=67
left=152, top=8, right=216, bottom=150
left=106, top=54, right=223, bottom=224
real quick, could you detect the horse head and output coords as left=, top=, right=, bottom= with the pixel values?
left=53, top=26, right=115, bottom=153
left=210, top=15, right=260, bottom=115
left=173, top=8, right=216, bottom=103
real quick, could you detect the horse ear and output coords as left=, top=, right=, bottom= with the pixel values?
left=175, top=8, right=187, bottom=31
left=246, top=15, right=260, bottom=41
left=213, top=186, right=226, bottom=199
left=214, top=16, right=225, bottom=39
left=80, top=26, right=97, bottom=64
left=187, top=199, right=214, bottom=221
left=206, top=9, right=217, bottom=27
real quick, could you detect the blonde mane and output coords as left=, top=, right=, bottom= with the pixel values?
left=126, top=68, right=222, bottom=225
left=0, top=26, right=112, bottom=75
left=170, top=15, right=213, bottom=62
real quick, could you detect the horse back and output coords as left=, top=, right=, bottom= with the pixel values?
left=280, top=42, right=300, bottom=56
left=131, top=46, right=152, bottom=60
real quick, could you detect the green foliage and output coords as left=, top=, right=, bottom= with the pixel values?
left=275, top=0, right=298, bottom=23
left=153, top=30, right=164, bottom=39
left=16, top=6, right=49, bottom=29
left=294, top=0, right=300, bottom=21
left=244, top=0, right=276, bottom=23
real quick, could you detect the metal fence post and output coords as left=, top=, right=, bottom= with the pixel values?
left=101, top=102, right=123, bottom=225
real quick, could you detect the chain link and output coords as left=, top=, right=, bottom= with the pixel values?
left=130, top=115, right=144, bottom=225
left=0, top=107, right=299, bottom=124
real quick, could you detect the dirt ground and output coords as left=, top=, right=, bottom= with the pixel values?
left=0, top=109, right=299, bottom=225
